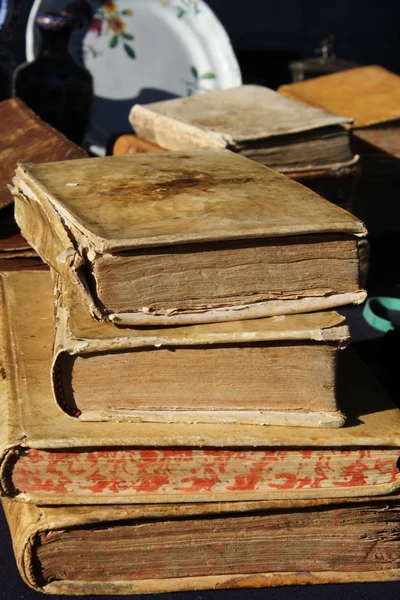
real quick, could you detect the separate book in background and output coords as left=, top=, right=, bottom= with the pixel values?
left=0, top=97, right=88, bottom=262
left=129, top=85, right=356, bottom=174
left=13, top=149, right=367, bottom=326
left=53, top=273, right=349, bottom=426
left=279, top=66, right=400, bottom=234
left=129, top=85, right=359, bottom=208
left=278, top=65, right=400, bottom=129
left=3, top=495, right=400, bottom=594
left=1, top=271, right=399, bottom=505
left=0, top=98, right=87, bottom=213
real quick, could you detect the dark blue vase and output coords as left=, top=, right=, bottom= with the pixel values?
left=12, top=11, right=93, bottom=145
left=0, top=0, right=21, bottom=100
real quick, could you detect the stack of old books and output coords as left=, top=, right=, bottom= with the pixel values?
left=1, top=149, right=400, bottom=594
left=279, top=65, right=400, bottom=235
left=125, top=85, right=360, bottom=210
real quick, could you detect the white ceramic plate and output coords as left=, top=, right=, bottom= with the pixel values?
left=27, top=0, right=242, bottom=154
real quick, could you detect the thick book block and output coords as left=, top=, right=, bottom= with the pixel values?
left=278, top=66, right=400, bottom=129
left=0, top=271, right=399, bottom=505
left=0, top=97, right=87, bottom=211
left=12, top=149, right=367, bottom=326
left=53, top=273, right=349, bottom=426
left=129, top=85, right=357, bottom=174
left=3, top=495, right=400, bottom=594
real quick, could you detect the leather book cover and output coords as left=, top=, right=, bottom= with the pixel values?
left=52, top=271, right=349, bottom=426
left=3, top=495, right=400, bottom=594
left=0, top=271, right=399, bottom=505
left=0, top=98, right=87, bottom=210
left=12, top=149, right=366, bottom=325
left=278, top=66, right=400, bottom=129
left=129, top=84, right=352, bottom=151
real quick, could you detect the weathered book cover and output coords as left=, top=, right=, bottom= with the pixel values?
left=3, top=495, right=400, bottom=594
left=112, top=134, right=360, bottom=210
left=278, top=65, right=400, bottom=129
left=0, top=271, right=399, bottom=505
left=0, top=98, right=87, bottom=211
left=12, top=149, right=366, bottom=326
left=53, top=272, right=349, bottom=426
left=129, top=85, right=357, bottom=174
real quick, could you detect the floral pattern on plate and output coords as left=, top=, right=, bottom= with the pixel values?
left=183, top=65, right=215, bottom=95
left=161, top=0, right=201, bottom=18
left=27, top=0, right=242, bottom=154
left=88, top=0, right=136, bottom=59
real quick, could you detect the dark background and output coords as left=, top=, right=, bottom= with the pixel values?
left=7, top=0, right=400, bottom=88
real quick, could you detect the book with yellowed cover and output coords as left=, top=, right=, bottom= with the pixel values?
left=128, top=85, right=357, bottom=173
left=1, top=270, right=400, bottom=506
left=12, top=149, right=366, bottom=326
left=3, top=495, right=400, bottom=594
left=53, top=272, right=349, bottom=426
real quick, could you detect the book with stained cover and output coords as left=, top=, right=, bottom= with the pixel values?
left=3, top=495, right=400, bottom=594
left=53, top=273, right=349, bottom=426
left=128, top=85, right=358, bottom=175
left=0, top=271, right=399, bottom=506
left=12, top=149, right=367, bottom=326
left=278, top=65, right=400, bottom=129
left=0, top=97, right=87, bottom=212
left=112, top=133, right=360, bottom=211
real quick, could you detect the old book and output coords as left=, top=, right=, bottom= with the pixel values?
left=12, top=149, right=367, bottom=326
left=278, top=66, right=400, bottom=129
left=129, top=85, right=358, bottom=174
left=53, top=273, right=349, bottom=426
left=113, top=134, right=360, bottom=210
left=1, top=271, right=400, bottom=505
left=3, top=495, right=400, bottom=594
left=0, top=97, right=87, bottom=211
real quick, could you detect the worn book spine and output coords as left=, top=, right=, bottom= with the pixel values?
left=3, top=496, right=400, bottom=594
left=12, top=178, right=101, bottom=320
left=129, top=104, right=229, bottom=150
